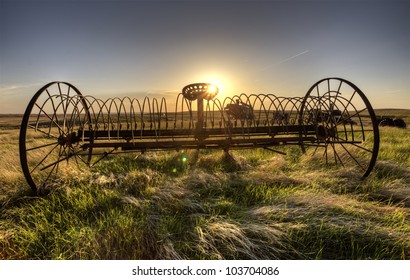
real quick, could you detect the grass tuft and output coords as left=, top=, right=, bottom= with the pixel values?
left=0, top=120, right=409, bottom=259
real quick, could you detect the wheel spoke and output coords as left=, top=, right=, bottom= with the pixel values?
left=334, top=135, right=373, bottom=153
left=30, top=143, right=60, bottom=173
left=56, top=145, right=63, bottom=174
left=58, top=83, right=67, bottom=133
left=28, top=124, right=59, bottom=139
left=322, top=143, right=328, bottom=165
left=66, top=86, right=71, bottom=116
left=34, top=103, right=64, bottom=134
left=73, top=151, right=81, bottom=168
left=345, top=107, right=367, bottom=121
left=330, top=141, right=344, bottom=167
left=311, top=143, right=320, bottom=156
left=26, top=141, right=59, bottom=151
left=348, top=142, right=373, bottom=154
left=40, top=149, right=83, bottom=171
left=46, top=89, right=61, bottom=132
left=42, top=158, right=59, bottom=188
left=339, top=142, right=366, bottom=171
left=76, top=153, right=89, bottom=165
left=90, top=148, right=116, bottom=167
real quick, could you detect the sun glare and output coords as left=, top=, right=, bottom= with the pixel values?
left=196, top=73, right=235, bottom=100
left=207, top=85, right=217, bottom=94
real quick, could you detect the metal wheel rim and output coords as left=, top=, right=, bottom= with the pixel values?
left=299, top=78, right=379, bottom=177
left=19, top=82, right=91, bottom=192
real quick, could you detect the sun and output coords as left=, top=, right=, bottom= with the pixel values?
left=196, top=73, right=234, bottom=100
left=207, top=85, right=218, bottom=95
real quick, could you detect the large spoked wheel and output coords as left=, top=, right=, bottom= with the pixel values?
left=299, top=78, right=379, bottom=178
left=19, top=82, right=92, bottom=193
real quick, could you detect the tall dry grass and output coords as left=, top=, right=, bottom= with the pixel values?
left=0, top=119, right=409, bottom=259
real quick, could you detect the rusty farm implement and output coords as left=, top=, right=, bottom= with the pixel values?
left=19, top=78, right=380, bottom=192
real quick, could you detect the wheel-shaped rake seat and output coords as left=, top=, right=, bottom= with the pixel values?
left=182, top=83, right=219, bottom=101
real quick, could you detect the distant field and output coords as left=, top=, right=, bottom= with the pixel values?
left=0, top=110, right=409, bottom=260
left=1, top=109, right=409, bottom=128
left=0, top=115, right=23, bottom=129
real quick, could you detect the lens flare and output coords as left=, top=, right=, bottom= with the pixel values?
left=207, top=85, right=217, bottom=94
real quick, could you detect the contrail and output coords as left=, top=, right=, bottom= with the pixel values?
left=259, top=50, right=310, bottom=72
left=276, top=50, right=309, bottom=65
left=383, top=89, right=402, bottom=94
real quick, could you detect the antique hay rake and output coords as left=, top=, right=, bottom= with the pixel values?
left=19, top=78, right=380, bottom=192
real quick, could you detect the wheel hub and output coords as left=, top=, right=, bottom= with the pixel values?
left=317, top=125, right=336, bottom=140
left=58, top=132, right=78, bottom=147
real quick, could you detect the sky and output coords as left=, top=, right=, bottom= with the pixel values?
left=0, top=0, right=409, bottom=113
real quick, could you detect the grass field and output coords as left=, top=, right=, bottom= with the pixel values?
left=0, top=110, right=409, bottom=259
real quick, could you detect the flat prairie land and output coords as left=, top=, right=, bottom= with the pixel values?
left=0, top=110, right=409, bottom=259
left=0, top=115, right=22, bottom=129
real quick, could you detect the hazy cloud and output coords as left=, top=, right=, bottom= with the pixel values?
left=0, top=83, right=42, bottom=96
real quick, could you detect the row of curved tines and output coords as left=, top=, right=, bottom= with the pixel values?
left=38, top=93, right=323, bottom=139
left=78, top=94, right=307, bottom=132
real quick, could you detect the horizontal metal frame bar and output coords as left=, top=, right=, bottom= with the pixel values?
left=81, top=136, right=317, bottom=151
left=80, top=125, right=317, bottom=140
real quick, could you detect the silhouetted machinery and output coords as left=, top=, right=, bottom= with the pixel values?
left=377, top=117, right=406, bottom=128
left=20, top=78, right=380, bottom=192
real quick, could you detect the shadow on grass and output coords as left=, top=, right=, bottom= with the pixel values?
left=1, top=147, right=409, bottom=260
